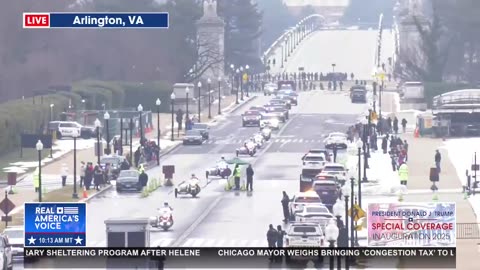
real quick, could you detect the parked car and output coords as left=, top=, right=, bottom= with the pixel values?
left=116, top=170, right=141, bottom=192
left=294, top=205, right=334, bottom=233
left=192, top=123, right=210, bottom=139
left=2, top=227, right=23, bottom=260
left=0, top=234, right=13, bottom=270
left=183, top=130, right=204, bottom=145
left=303, top=149, right=331, bottom=162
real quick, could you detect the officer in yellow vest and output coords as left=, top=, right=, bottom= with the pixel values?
left=398, top=162, right=409, bottom=186
left=233, top=164, right=241, bottom=190
left=33, top=167, right=40, bottom=192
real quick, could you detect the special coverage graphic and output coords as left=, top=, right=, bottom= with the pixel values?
left=24, top=203, right=86, bottom=247
left=367, top=203, right=456, bottom=247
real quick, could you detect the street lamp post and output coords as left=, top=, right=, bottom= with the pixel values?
left=197, top=81, right=202, bottom=122
left=245, top=65, right=250, bottom=97
left=361, top=118, right=369, bottom=182
left=332, top=63, right=336, bottom=73
left=207, top=78, right=212, bottom=119
left=367, top=109, right=372, bottom=158
left=137, top=104, right=144, bottom=145
left=185, top=87, right=190, bottom=121
left=240, top=66, right=244, bottom=101
left=356, top=140, right=363, bottom=208
left=49, top=104, right=54, bottom=122
left=72, top=129, right=79, bottom=199
left=36, top=140, right=43, bottom=202
left=349, top=177, right=355, bottom=247
left=230, top=64, right=235, bottom=96
left=155, top=98, right=161, bottom=166
left=94, top=118, right=101, bottom=165
left=217, top=76, right=222, bottom=115
left=104, top=111, right=110, bottom=155
left=129, top=118, right=133, bottom=164
left=333, top=200, right=345, bottom=270
left=325, top=219, right=339, bottom=270
left=171, top=92, right=176, bottom=141
left=342, top=182, right=351, bottom=269
left=235, top=69, right=240, bottom=104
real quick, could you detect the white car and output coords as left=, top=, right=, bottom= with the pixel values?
left=289, top=191, right=324, bottom=217
left=322, top=163, right=347, bottom=184
left=260, top=115, right=280, bottom=130
left=264, top=83, right=277, bottom=96
left=285, top=222, right=324, bottom=248
left=2, top=227, right=23, bottom=259
left=302, top=153, right=326, bottom=167
left=323, top=132, right=348, bottom=149
left=295, top=205, right=334, bottom=233
left=56, top=121, right=96, bottom=139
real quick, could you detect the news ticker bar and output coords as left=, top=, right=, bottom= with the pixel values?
left=23, top=13, right=169, bottom=29
left=24, top=248, right=456, bottom=269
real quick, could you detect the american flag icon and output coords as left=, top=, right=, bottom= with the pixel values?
left=61, top=206, right=79, bottom=215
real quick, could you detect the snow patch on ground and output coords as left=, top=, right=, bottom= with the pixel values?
left=443, top=138, right=480, bottom=222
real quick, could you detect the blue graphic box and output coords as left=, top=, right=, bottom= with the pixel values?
left=24, top=203, right=86, bottom=247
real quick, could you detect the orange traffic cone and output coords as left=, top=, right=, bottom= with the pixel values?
left=82, top=187, right=88, bottom=199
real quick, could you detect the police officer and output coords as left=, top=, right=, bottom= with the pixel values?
left=233, top=164, right=241, bottom=190
left=398, top=162, right=409, bottom=186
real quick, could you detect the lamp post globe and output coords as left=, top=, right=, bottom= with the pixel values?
left=236, top=69, right=239, bottom=74
left=36, top=140, right=43, bottom=151
left=356, top=139, right=363, bottom=149
left=197, top=81, right=202, bottom=88
left=103, top=111, right=110, bottom=120
left=36, top=140, right=44, bottom=202
left=137, top=104, right=143, bottom=112
left=245, top=65, right=249, bottom=70
left=171, top=93, right=176, bottom=101
left=342, top=180, right=352, bottom=196
left=333, top=199, right=344, bottom=218
left=156, top=98, right=161, bottom=106
left=207, top=78, right=211, bottom=84
left=325, top=218, right=339, bottom=247
left=230, top=64, right=234, bottom=70
left=103, top=111, right=110, bottom=154
left=155, top=98, right=161, bottom=165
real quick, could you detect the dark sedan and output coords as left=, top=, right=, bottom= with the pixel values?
left=192, top=123, right=209, bottom=139
left=242, top=110, right=262, bottom=127
left=116, top=170, right=141, bottom=192
left=264, top=105, right=288, bottom=121
left=277, top=90, right=298, bottom=105
left=183, top=130, right=204, bottom=145
left=269, top=98, right=291, bottom=109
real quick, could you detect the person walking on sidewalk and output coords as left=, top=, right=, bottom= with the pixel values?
left=401, top=118, right=408, bottom=133
left=246, top=164, right=254, bottom=191
left=435, top=150, right=442, bottom=173
left=93, top=165, right=103, bottom=191
left=398, top=162, right=409, bottom=186
left=80, top=161, right=85, bottom=187
left=403, top=140, right=409, bottom=161
left=393, top=117, right=399, bottom=134
left=382, top=136, right=388, bottom=154
left=61, top=163, right=68, bottom=186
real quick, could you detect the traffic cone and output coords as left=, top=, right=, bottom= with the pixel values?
left=82, top=187, right=88, bottom=199
left=432, top=193, right=438, bottom=201
left=414, top=128, right=419, bottom=138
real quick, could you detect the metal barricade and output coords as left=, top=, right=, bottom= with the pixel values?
left=456, top=223, right=480, bottom=239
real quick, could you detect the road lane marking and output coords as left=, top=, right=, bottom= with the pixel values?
left=214, top=239, right=226, bottom=247
left=151, top=238, right=174, bottom=247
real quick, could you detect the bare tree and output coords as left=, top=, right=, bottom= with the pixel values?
left=184, top=36, right=224, bottom=83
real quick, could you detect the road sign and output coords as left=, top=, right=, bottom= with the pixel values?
left=348, top=204, right=365, bottom=222
left=242, top=73, right=248, bottom=82
left=0, top=197, right=15, bottom=214
left=1, top=216, right=12, bottom=222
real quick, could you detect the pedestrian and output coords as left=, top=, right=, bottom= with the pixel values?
left=80, top=161, right=85, bottom=187
left=246, top=164, right=254, bottom=191
left=121, top=158, right=130, bottom=170
left=381, top=136, right=388, bottom=154
left=339, top=81, right=343, bottom=91
left=393, top=117, right=399, bottom=134
left=281, top=191, right=290, bottom=222
left=390, top=152, right=397, bottom=171
left=61, top=163, right=68, bottom=186
left=276, top=225, right=286, bottom=247
left=33, top=167, right=39, bottom=192
left=84, top=162, right=93, bottom=190
left=266, top=224, right=278, bottom=248
left=233, top=164, right=241, bottom=190
left=403, top=140, right=409, bottom=161
left=398, top=162, right=409, bottom=186
left=350, top=73, right=354, bottom=80
left=387, top=117, right=392, bottom=133
left=93, top=165, right=103, bottom=191
left=134, top=147, right=141, bottom=168
left=139, top=169, right=148, bottom=188
left=435, top=150, right=442, bottom=173
left=331, top=144, right=338, bottom=162
left=401, top=118, right=407, bottom=133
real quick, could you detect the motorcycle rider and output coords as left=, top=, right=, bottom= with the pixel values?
left=217, top=157, right=228, bottom=170
left=246, top=139, right=255, bottom=153
left=159, top=202, right=173, bottom=222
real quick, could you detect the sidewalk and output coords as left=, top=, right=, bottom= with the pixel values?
left=380, top=91, right=480, bottom=269
left=1, top=93, right=252, bottom=220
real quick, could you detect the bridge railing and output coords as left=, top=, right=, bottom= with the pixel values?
left=433, top=90, right=480, bottom=108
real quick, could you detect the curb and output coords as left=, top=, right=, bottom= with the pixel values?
left=81, top=184, right=113, bottom=202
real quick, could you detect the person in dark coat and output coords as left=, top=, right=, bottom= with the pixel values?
left=139, top=170, right=148, bottom=188
left=121, top=159, right=130, bottom=170
left=381, top=136, right=388, bottom=154
left=276, top=225, right=286, bottom=247
left=393, top=117, right=399, bottom=134
left=435, top=150, right=442, bottom=173
left=134, top=147, right=141, bottom=168
left=401, top=118, right=408, bottom=133
left=332, top=144, right=338, bottom=162
left=84, top=162, right=94, bottom=190
left=403, top=140, right=409, bottom=161
left=246, top=165, right=254, bottom=191
left=281, top=191, right=290, bottom=222
left=387, top=117, right=392, bottom=133
left=93, top=165, right=103, bottom=191
left=266, top=224, right=278, bottom=248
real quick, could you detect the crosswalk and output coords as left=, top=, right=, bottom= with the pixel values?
left=188, top=138, right=328, bottom=145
